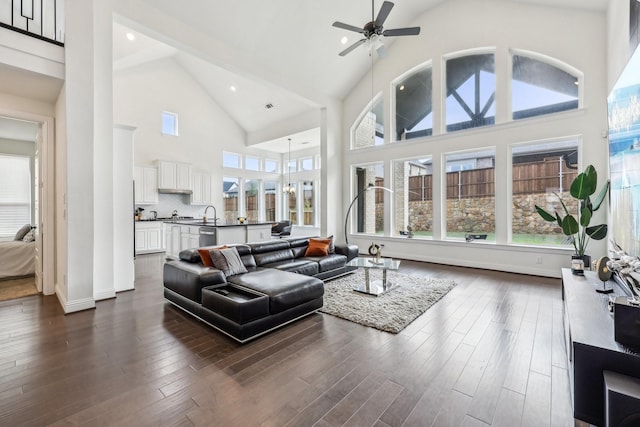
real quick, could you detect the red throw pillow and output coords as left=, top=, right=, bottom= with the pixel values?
left=305, top=238, right=331, bottom=257
left=198, top=245, right=227, bottom=266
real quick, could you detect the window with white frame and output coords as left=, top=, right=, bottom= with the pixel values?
left=445, top=53, right=496, bottom=132
left=264, top=180, right=277, bottom=221
left=393, top=157, right=433, bottom=238
left=223, top=152, right=241, bottom=168
left=511, top=138, right=579, bottom=246
left=264, top=159, right=278, bottom=173
left=444, top=149, right=496, bottom=241
left=512, top=54, right=579, bottom=120
left=302, top=181, right=315, bottom=225
left=161, top=111, right=179, bottom=136
left=223, top=177, right=239, bottom=222
left=0, top=155, right=31, bottom=237
left=350, top=163, right=385, bottom=237
left=301, top=157, right=313, bottom=171
left=353, top=95, right=384, bottom=148
left=245, top=179, right=260, bottom=221
left=245, top=156, right=260, bottom=171
left=394, top=65, right=433, bottom=141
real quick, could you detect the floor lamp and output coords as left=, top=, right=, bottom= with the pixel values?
left=344, top=184, right=393, bottom=245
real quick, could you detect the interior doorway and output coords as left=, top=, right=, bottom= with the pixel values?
left=0, top=112, right=55, bottom=297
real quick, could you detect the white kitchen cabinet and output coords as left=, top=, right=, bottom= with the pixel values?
left=135, top=221, right=164, bottom=254
left=191, top=172, right=213, bottom=205
left=164, top=223, right=182, bottom=258
left=157, top=160, right=192, bottom=191
left=134, top=166, right=158, bottom=204
left=180, top=225, right=200, bottom=251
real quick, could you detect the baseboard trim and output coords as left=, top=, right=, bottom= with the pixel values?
left=56, top=286, right=95, bottom=314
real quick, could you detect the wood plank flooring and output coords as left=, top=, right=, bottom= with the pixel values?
left=0, top=254, right=578, bottom=426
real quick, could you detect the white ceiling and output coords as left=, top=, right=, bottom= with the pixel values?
left=113, top=0, right=608, bottom=148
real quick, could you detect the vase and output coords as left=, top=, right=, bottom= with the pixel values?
left=571, top=255, right=585, bottom=275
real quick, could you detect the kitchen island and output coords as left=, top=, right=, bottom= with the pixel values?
left=163, top=220, right=274, bottom=257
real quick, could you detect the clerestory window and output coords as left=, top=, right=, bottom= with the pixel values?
left=394, top=65, right=433, bottom=141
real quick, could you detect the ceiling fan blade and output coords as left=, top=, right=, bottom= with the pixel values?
left=333, top=21, right=364, bottom=33
left=375, top=1, right=394, bottom=27
left=339, top=39, right=367, bottom=56
left=383, top=27, right=421, bottom=37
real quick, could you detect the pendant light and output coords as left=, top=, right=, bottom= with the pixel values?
left=283, top=138, right=295, bottom=194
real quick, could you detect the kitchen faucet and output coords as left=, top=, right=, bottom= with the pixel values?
left=204, top=205, right=218, bottom=226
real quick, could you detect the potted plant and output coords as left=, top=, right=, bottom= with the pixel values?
left=535, top=164, right=609, bottom=271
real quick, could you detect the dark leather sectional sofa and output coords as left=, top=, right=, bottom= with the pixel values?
left=163, top=237, right=359, bottom=343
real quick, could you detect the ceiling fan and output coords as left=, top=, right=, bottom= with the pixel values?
left=333, top=0, right=421, bottom=57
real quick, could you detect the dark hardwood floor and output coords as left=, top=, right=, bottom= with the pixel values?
left=0, top=254, right=576, bottom=426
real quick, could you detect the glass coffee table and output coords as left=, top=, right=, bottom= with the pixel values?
left=346, top=257, right=401, bottom=296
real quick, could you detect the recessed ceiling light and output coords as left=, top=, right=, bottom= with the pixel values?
left=341, top=36, right=349, bottom=45
left=399, top=85, right=405, bottom=91
left=126, top=32, right=135, bottom=41
left=230, top=85, right=237, bottom=92
left=574, top=80, right=579, bottom=85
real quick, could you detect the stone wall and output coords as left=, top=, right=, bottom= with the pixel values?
left=372, top=191, right=577, bottom=234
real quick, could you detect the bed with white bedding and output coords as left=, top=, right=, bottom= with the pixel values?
left=0, top=240, right=35, bottom=279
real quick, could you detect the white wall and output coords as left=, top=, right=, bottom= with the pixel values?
left=607, top=0, right=633, bottom=91
left=342, top=0, right=608, bottom=277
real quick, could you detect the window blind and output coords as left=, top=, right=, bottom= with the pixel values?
left=0, top=155, right=31, bottom=237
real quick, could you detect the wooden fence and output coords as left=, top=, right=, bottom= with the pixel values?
left=375, top=159, right=578, bottom=201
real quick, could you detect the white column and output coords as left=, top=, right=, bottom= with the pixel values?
left=113, top=125, right=135, bottom=292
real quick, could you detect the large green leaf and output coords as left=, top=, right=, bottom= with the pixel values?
left=592, top=180, right=610, bottom=211
left=586, top=224, right=608, bottom=240
left=570, top=165, right=597, bottom=199
left=580, top=205, right=592, bottom=227
left=561, top=214, right=579, bottom=236
left=535, top=205, right=556, bottom=222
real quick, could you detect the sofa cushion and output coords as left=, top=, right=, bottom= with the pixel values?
left=262, top=259, right=319, bottom=276
left=305, top=238, right=331, bottom=257
left=252, top=248, right=295, bottom=266
left=198, top=245, right=227, bottom=267
left=302, top=254, right=347, bottom=273
left=228, top=269, right=324, bottom=314
left=201, top=285, right=269, bottom=324
left=210, top=247, right=249, bottom=277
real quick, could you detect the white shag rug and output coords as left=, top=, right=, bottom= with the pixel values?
left=320, top=270, right=457, bottom=333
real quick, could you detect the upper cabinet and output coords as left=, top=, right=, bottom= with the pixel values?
left=134, top=166, right=158, bottom=204
left=156, top=160, right=192, bottom=192
left=191, top=172, right=214, bottom=205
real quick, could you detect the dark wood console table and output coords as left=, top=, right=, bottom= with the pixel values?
left=562, top=268, right=640, bottom=425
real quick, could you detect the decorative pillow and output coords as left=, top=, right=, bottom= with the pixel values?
left=305, top=238, right=331, bottom=257
left=14, top=224, right=31, bottom=241
left=198, top=245, right=227, bottom=267
left=22, top=229, right=36, bottom=243
left=321, top=235, right=335, bottom=253
left=210, top=247, right=248, bottom=277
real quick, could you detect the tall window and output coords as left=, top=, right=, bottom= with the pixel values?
left=245, top=179, right=259, bottom=221
left=161, top=111, right=178, bottom=136
left=445, top=54, right=496, bottom=132
left=223, top=177, right=239, bottom=222
left=286, top=184, right=297, bottom=224
left=393, top=157, right=432, bottom=238
left=445, top=149, right=496, bottom=241
left=303, top=181, right=314, bottom=226
left=511, top=139, right=579, bottom=246
left=0, top=155, right=31, bottom=237
left=394, top=65, right=433, bottom=141
left=264, top=180, right=277, bottom=221
left=350, top=163, right=385, bottom=237
left=353, top=95, right=384, bottom=148
left=301, top=157, right=314, bottom=171
left=512, top=54, right=579, bottom=120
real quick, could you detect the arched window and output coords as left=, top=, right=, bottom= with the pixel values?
left=445, top=53, right=496, bottom=132
left=393, top=65, right=433, bottom=141
left=512, top=54, right=579, bottom=119
left=352, top=94, right=384, bottom=148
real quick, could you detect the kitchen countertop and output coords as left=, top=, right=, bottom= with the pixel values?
left=163, top=220, right=275, bottom=228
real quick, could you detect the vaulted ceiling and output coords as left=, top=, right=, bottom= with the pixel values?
left=114, top=0, right=608, bottom=144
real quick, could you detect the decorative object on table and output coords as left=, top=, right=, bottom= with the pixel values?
left=595, top=256, right=614, bottom=293
left=535, top=164, right=609, bottom=269
left=571, top=255, right=585, bottom=275
left=607, top=255, right=640, bottom=305
left=237, top=217, right=246, bottom=224
left=368, top=242, right=383, bottom=263
left=344, top=184, right=393, bottom=245
left=319, top=270, right=456, bottom=333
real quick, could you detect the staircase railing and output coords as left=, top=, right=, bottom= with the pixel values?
left=0, top=0, right=64, bottom=46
